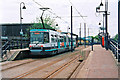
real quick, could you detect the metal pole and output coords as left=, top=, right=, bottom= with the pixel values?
left=84, top=23, right=86, bottom=48
left=20, top=3, right=22, bottom=49
left=41, top=11, right=45, bottom=29
left=20, top=2, right=26, bottom=49
left=92, top=37, right=94, bottom=51
left=39, top=8, right=50, bottom=29
left=40, top=16, right=45, bottom=29
left=118, top=0, right=120, bottom=62
left=71, top=6, right=73, bottom=52
left=79, top=23, right=81, bottom=45
left=105, top=0, right=108, bottom=50
left=0, top=26, right=2, bottom=60
left=103, top=14, right=105, bottom=34
left=105, top=11, right=108, bottom=50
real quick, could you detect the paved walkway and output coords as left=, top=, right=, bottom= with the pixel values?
left=77, top=45, right=118, bottom=78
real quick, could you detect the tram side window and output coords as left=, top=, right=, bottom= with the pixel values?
left=73, top=38, right=75, bottom=42
left=68, top=38, right=70, bottom=42
left=51, top=35, right=55, bottom=42
left=55, top=35, right=58, bottom=42
left=57, top=36, right=60, bottom=42
left=64, top=36, right=66, bottom=42
left=44, top=32, right=49, bottom=43
left=51, top=37, right=54, bottom=42
left=60, top=36, right=64, bottom=42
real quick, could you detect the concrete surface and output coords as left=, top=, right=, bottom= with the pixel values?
left=76, top=45, right=118, bottom=78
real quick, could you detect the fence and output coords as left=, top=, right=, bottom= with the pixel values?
left=109, top=39, right=120, bottom=62
left=98, top=33, right=120, bottom=62
left=1, top=38, right=29, bottom=61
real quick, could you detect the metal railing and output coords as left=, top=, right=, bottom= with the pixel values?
left=1, top=39, right=29, bottom=61
left=98, top=33, right=120, bottom=62
left=109, top=39, right=120, bottom=60
left=1, top=40, right=10, bottom=61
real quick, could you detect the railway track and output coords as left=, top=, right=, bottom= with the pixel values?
left=42, top=55, right=81, bottom=79
left=2, top=46, right=85, bottom=72
left=1, top=59, right=38, bottom=71
left=2, top=50, right=78, bottom=72
left=2, top=46, right=89, bottom=79
left=10, top=50, right=82, bottom=79
left=42, top=50, right=89, bottom=79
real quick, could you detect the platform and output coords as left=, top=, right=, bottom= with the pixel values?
left=0, top=48, right=29, bottom=62
left=77, top=45, right=118, bottom=78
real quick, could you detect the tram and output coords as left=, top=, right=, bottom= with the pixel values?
left=29, top=29, right=77, bottom=55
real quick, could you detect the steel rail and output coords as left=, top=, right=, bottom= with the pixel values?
left=1, top=59, right=38, bottom=71
left=42, top=55, right=80, bottom=79
left=11, top=50, right=81, bottom=79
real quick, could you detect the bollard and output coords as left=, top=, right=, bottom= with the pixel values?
left=79, top=50, right=84, bottom=62
left=91, top=37, right=94, bottom=51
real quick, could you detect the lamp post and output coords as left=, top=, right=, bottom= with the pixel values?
left=96, top=0, right=109, bottom=50
left=20, top=2, right=26, bottom=49
left=39, top=8, right=50, bottom=29
left=118, top=0, right=120, bottom=62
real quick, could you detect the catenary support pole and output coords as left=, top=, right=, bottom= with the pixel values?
left=79, top=23, right=81, bottom=45
left=71, top=6, right=73, bottom=52
left=84, top=23, right=86, bottom=48
left=118, top=0, right=120, bottom=62
left=103, top=14, right=105, bottom=34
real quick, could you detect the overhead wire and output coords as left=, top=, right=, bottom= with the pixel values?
left=68, top=0, right=85, bottom=21
left=25, top=1, right=40, bottom=20
left=32, top=0, right=70, bottom=25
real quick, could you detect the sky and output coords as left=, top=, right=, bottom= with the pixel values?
left=0, top=0, right=118, bottom=37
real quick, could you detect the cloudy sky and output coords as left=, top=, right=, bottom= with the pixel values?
left=0, top=0, right=118, bottom=37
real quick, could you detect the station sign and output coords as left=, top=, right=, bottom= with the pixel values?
left=1, top=36, right=8, bottom=40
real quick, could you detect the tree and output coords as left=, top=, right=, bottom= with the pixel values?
left=90, top=35, right=100, bottom=42
left=94, top=35, right=99, bottom=41
left=29, top=15, right=59, bottom=29
left=114, top=34, right=118, bottom=40
left=25, top=15, right=59, bottom=37
left=31, top=15, right=59, bottom=29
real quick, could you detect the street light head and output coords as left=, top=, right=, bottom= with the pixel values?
left=22, top=6, right=26, bottom=9
left=39, top=7, right=50, bottom=11
left=99, top=23, right=101, bottom=25
left=100, top=2, right=103, bottom=6
left=96, top=6, right=100, bottom=10
left=21, top=17, right=23, bottom=19
left=56, top=24, right=58, bottom=26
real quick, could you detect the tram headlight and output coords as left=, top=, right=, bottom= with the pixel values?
left=29, top=45, right=32, bottom=47
left=41, top=45, right=43, bottom=47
